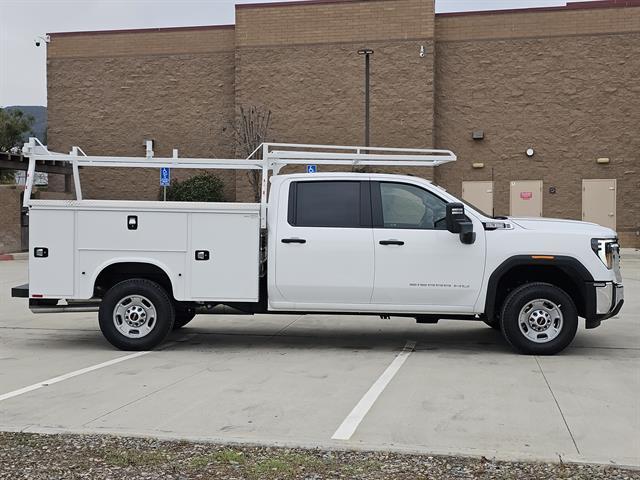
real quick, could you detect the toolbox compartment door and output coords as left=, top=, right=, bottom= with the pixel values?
left=188, top=212, right=260, bottom=301
left=28, top=208, right=75, bottom=297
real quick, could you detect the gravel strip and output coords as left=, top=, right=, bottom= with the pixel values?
left=0, top=432, right=637, bottom=480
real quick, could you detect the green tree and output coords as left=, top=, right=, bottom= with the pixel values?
left=0, top=108, right=35, bottom=183
left=0, top=108, right=34, bottom=152
left=164, top=172, right=225, bottom=202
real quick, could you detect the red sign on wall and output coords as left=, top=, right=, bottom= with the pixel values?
left=520, top=192, right=533, bottom=200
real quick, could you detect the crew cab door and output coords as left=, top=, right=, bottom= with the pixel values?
left=371, top=181, right=485, bottom=311
left=272, top=179, right=374, bottom=306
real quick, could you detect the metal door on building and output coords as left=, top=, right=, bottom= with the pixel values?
left=462, top=181, right=494, bottom=216
left=582, top=179, right=616, bottom=230
left=510, top=180, right=543, bottom=217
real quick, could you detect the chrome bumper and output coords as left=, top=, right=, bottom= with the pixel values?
left=595, top=282, right=624, bottom=319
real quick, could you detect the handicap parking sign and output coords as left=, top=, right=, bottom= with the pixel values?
left=306, top=165, right=317, bottom=174
left=160, top=167, right=171, bottom=186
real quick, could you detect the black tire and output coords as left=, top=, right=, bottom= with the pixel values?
left=500, top=282, right=578, bottom=355
left=99, top=278, right=175, bottom=351
left=173, top=309, right=196, bottom=330
left=483, top=319, right=501, bottom=330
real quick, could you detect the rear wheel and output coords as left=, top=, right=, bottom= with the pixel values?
left=500, top=282, right=577, bottom=355
left=99, top=278, right=174, bottom=351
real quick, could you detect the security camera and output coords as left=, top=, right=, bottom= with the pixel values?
left=34, top=35, right=50, bottom=47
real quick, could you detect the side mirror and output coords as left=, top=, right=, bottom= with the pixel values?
left=446, top=203, right=476, bottom=245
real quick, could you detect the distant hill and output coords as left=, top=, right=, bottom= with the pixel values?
left=4, top=105, right=47, bottom=144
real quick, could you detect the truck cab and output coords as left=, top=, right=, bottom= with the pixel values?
left=268, top=173, right=487, bottom=314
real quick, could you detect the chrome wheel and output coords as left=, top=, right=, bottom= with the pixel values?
left=113, top=295, right=157, bottom=339
left=518, top=299, right=563, bottom=343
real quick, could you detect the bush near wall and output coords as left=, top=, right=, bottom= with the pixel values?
left=163, top=173, right=225, bottom=202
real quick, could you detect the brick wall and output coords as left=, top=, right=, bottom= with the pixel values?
left=234, top=0, right=436, bottom=200
left=43, top=0, right=640, bottom=246
left=235, top=0, right=434, bottom=47
left=433, top=7, right=640, bottom=246
left=48, top=26, right=237, bottom=201
left=0, top=187, right=22, bottom=254
left=436, top=4, right=640, bottom=41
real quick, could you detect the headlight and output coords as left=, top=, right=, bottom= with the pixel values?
left=591, top=238, right=618, bottom=269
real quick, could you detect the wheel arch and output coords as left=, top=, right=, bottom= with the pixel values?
left=92, top=259, right=176, bottom=300
left=484, top=255, right=594, bottom=322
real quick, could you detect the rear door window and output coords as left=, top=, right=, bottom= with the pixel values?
left=288, top=181, right=370, bottom=228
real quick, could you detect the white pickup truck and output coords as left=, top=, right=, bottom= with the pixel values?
left=12, top=139, right=624, bottom=355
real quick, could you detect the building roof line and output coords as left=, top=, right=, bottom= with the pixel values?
left=437, top=0, right=640, bottom=18
left=46, top=0, right=640, bottom=38
left=237, top=0, right=640, bottom=12
left=236, top=0, right=395, bottom=10
left=48, top=24, right=235, bottom=38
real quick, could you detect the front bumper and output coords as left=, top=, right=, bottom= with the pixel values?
left=586, top=282, right=624, bottom=328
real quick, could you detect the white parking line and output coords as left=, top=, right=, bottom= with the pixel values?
left=0, top=334, right=195, bottom=403
left=0, top=351, right=149, bottom=402
left=331, top=340, right=416, bottom=441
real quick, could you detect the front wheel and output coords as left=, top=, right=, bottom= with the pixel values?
left=173, top=309, right=197, bottom=330
left=500, top=282, right=578, bottom=355
left=483, top=318, right=500, bottom=330
left=99, top=278, right=175, bottom=351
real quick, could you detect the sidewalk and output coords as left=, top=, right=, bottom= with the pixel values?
left=0, top=252, right=28, bottom=261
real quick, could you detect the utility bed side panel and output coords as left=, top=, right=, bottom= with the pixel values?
left=29, top=208, right=75, bottom=297
left=28, top=200, right=261, bottom=302
left=187, top=212, right=260, bottom=301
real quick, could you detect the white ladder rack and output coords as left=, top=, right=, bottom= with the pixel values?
left=21, top=138, right=456, bottom=227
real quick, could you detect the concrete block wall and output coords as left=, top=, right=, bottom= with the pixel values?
left=433, top=5, right=640, bottom=246
left=42, top=0, right=640, bottom=246
left=0, top=187, right=22, bottom=254
left=47, top=26, right=238, bottom=201
left=234, top=0, right=436, bottom=201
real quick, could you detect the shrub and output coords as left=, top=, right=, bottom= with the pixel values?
left=164, top=172, right=225, bottom=202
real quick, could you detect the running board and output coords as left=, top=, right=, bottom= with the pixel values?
left=30, top=299, right=101, bottom=313
left=29, top=300, right=249, bottom=315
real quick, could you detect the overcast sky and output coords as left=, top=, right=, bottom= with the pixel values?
left=0, top=0, right=599, bottom=107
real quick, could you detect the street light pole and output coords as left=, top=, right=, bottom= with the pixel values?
left=357, top=48, right=374, bottom=147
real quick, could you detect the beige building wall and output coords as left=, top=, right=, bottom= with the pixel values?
left=47, top=26, right=238, bottom=201
left=234, top=0, right=437, bottom=201
left=42, top=0, right=640, bottom=247
left=0, top=187, right=23, bottom=254
left=434, top=5, right=640, bottom=246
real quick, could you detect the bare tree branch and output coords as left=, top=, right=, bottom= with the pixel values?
left=235, top=105, right=272, bottom=202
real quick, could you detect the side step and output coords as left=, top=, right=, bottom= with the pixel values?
left=29, top=298, right=101, bottom=313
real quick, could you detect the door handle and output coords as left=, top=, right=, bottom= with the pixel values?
left=281, top=238, right=306, bottom=244
left=195, top=250, right=210, bottom=261
left=379, top=240, right=405, bottom=246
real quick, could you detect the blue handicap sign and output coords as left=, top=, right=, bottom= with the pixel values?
left=160, top=167, right=171, bottom=187
left=306, top=165, right=317, bottom=174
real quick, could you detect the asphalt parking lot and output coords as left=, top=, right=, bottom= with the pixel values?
left=1, top=253, right=638, bottom=467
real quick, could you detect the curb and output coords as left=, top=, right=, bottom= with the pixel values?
left=0, top=252, right=28, bottom=261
